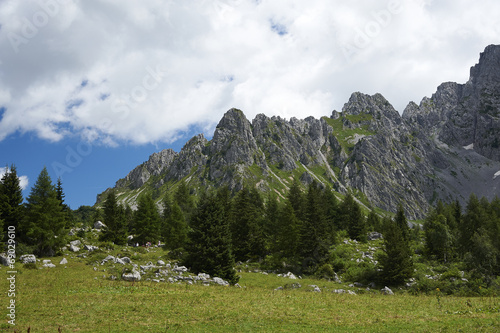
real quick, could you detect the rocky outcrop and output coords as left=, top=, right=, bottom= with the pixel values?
left=98, top=45, right=500, bottom=219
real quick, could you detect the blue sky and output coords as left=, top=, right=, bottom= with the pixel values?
left=1, top=0, right=499, bottom=208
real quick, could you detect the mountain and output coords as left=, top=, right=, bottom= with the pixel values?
left=97, top=45, right=500, bottom=219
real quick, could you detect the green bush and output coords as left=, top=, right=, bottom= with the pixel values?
left=316, top=263, right=335, bottom=280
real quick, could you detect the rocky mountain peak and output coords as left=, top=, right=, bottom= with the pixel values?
left=468, top=44, right=500, bottom=89
left=99, top=45, right=500, bottom=219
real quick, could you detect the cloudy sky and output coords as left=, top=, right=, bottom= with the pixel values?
left=0, top=0, right=499, bottom=208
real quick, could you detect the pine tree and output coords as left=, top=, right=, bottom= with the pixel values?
left=134, top=193, right=161, bottom=245
left=287, top=179, right=305, bottom=220
left=300, top=181, right=329, bottom=273
left=100, top=190, right=127, bottom=245
left=0, top=165, right=24, bottom=236
left=23, top=167, right=66, bottom=256
left=367, top=210, right=381, bottom=232
left=230, top=187, right=265, bottom=261
left=55, top=177, right=73, bottom=228
left=458, top=194, right=485, bottom=256
left=320, top=188, right=339, bottom=245
left=340, top=193, right=367, bottom=242
left=378, top=217, right=414, bottom=285
left=394, top=204, right=410, bottom=242
left=184, top=189, right=239, bottom=284
left=174, top=180, right=195, bottom=218
left=263, top=192, right=279, bottom=251
left=163, top=202, right=188, bottom=251
left=275, top=200, right=300, bottom=263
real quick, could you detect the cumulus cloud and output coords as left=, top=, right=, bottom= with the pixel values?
left=0, top=167, right=29, bottom=190
left=0, top=0, right=499, bottom=145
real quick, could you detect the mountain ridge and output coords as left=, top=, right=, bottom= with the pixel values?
left=97, top=45, right=500, bottom=219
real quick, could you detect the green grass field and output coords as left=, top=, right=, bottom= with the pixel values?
left=1, top=257, right=499, bottom=332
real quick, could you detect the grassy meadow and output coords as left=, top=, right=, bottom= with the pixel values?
left=1, top=254, right=499, bottom=332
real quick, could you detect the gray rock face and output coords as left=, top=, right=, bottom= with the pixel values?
left=97, top=45, right=500, bottom=219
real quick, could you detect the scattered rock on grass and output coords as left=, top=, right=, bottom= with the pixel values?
left=20, top=254, right=36, bottom=264
left=381, top=286, right=394, bottom=295
left=122, top=270, right=141, bottom=282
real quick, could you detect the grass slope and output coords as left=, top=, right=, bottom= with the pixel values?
left=1, top=254, right=499, bottom=332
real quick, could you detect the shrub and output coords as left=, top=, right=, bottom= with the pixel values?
left=316, top=263, right=335, bottom=280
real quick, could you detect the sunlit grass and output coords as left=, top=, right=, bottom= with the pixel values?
left=1, top=258, right=498, bottom=332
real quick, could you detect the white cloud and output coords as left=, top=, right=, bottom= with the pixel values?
left=0, top=0, right=499, bottom=145
left=0, top=167, right=29, bottom=190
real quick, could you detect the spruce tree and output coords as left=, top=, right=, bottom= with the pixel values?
left=263, top=192, right=280, bottom=251
left=287, top=179, right=305, bottom=220
left=367, top=210, right=381, bottom=232
left=100, top=190, right=127, bottom=245
left=394, top=204, right=410, bottom=242
left=23, top=167, right=66, bottom=256
left=55, top=177, right=73, bottom=228
left=134, top=193, right=161, bottom=245
left=163, top=202, right=188, bottom=251
left=458, top=194, right=485, bottom=255
left=275, top=200, right=300, bottom=263
left=184, top=189, right=239, bottom=284
left=0, top=165, right=24, bottom=235
left=300, top=181, right=329, bottom=273
left=230, top=187, right=265, bottom=261
left=174, top=180, right=195, bottom=218
left=340, top=193, right=367, bottom=242
left=378, top=217, right=414, bottom=285
left=320, top=188, right=339, bottom=245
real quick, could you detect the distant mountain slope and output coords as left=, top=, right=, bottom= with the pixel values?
left=97, top=45, right=500, bottom=219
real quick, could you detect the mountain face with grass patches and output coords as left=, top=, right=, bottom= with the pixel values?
left=97, top=45, right=500, bottom=219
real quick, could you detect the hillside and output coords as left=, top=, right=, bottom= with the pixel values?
left=97, top=45, right=500, bottom=219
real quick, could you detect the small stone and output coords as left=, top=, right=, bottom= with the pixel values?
left=59, top=258, right=68, bottom=265
left=381, top=286, right=394, bottom=295
left=122, top=270, right=141, bottom=282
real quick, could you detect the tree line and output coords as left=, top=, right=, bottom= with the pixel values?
left=2, top=164, right=499, bottom=287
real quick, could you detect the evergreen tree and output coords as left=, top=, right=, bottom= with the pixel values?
left=55, top=177, right=73, bottom=228
left=394, top=204, right=410, bottom=242
left=340, top=193, right=367, bottom=242
left=378, top=216, right=414, bottom=285
left=275, top=200, right=300, bottom=263
left=230, top=187, right=265, bottom=261
left=23, top=167, right=66, bottom=256
left=163, top=202, right=188, bottom=251
left=458, top=194, right=485, bottom=256
left=0, top=165, right=24, bottom=236
left=100, top=190, right=127, bottom=245
left=320, top=188, right=339, bottom=244
left=174, top=180, right=195, bottom=218
left=424, top=211, right=453, bottom=262
left=123, top=204, right=134, bottom=234
left=184, top=189, right=239, bottom=284
left=300, top=181, right=329, bottom=273
left=134, top=193, right=161, bottom=245
left=263, top=192, right=280, bottom=251
left=287, top=179, right=305, bottom=220
left=367, top=210, right=381, bottom=232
